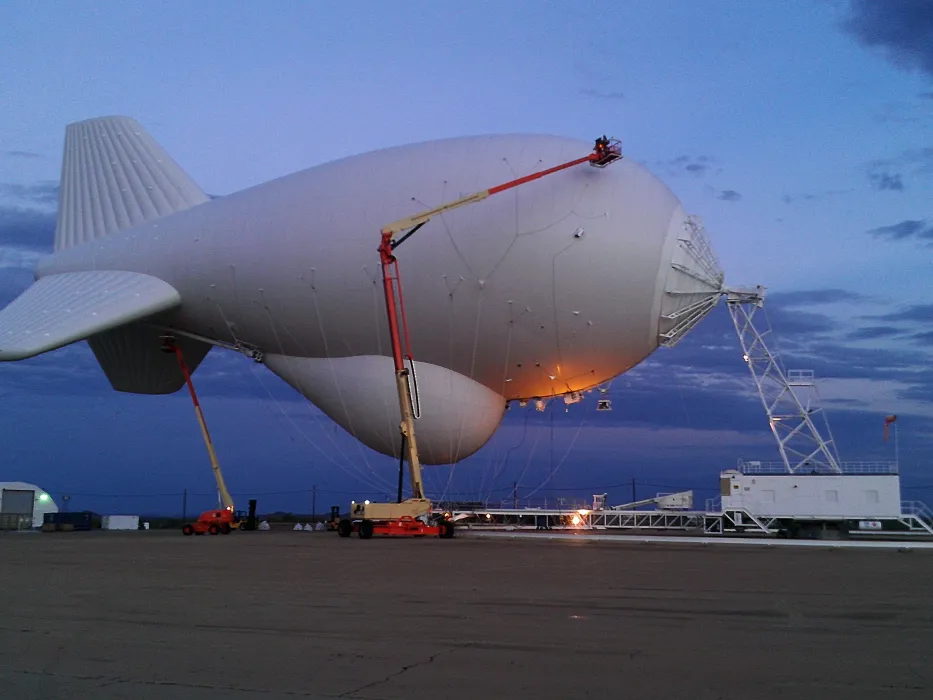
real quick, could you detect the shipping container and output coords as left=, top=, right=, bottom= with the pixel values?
left=44, top=511, right=102, bottom=531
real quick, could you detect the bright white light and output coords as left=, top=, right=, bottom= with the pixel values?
left=571, top=514, right=582, bottom=526
left=364, top=500, right=371, bottom=505
left=38, top=493, right=50, bottom=502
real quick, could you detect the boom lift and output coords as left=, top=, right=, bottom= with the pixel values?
left=338, top=136, right=623, bottom=539
left=162, top=337, right=256, bottom=534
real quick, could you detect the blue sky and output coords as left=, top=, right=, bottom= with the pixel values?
left=0, top=0, right=931, bottom=515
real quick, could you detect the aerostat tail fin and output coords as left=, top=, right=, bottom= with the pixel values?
left=54, top=115, right=209, bottom=251
left=0, top=117, right=214, bottom=393
left=18, top=116, right=215, bottom=392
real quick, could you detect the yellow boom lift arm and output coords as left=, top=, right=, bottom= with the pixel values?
left=161, top=337, right=235, bottom=512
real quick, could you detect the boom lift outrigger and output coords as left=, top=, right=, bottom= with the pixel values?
left=339, top=136, right=623, bottom=539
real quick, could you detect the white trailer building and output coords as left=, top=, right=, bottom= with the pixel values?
left=720, top=467, right=902, bottom=519
left=102, top=515, right=140, bottom=530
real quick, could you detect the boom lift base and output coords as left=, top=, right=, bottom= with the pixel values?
left=337, top=512, right=454, bottom=539
left=351, top=498, right=431, bottom=521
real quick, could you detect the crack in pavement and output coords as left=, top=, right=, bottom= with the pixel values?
left=9, top=669, right=337, bottom=697
left=11, top=646, right=466, bottom=699
left=338, top=646, right=460, bottom=698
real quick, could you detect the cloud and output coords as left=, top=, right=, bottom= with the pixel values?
left=0, top=182, right=59, bottom=265
left=0, top=181, right=59, bottom=208
left=870, top=303, right=933, bottom=324
left=4, top=151, right=42, bottom=160
left=638, top=299, right=933, bottom=418
left=0, top=206, right=55, bottom=250
left=0, top=267, right=37, bottom=308
left=767, top=288, right=864, bottom=306
left=764, top=306, right=839, bottom=338
left=905, top=147, right=933, bottom=174
left=910, top=330, right=933, bottom=345
left=685, top=161, right=709, bottom=175
left=843, top=0, right=933, bottom=79
left=800, top=343, right=910, bottom=372
left=866, top=148, right=933, bottom=190
left=781, top=189, right=852, bottom=205
left=867, top=219, right=933, bottom=242
left=655, top=155, right=719, bottom=178
left=579, top=88, right=625, bottom=101
left=0, top=342, right=105, bottom=397
left=846, top=326, right=902, bottom=341
left=572, top=59, right=610, bottom=83
left=868, top=171, right=905, bottom=191
left=0, top=246, right=44, bottom=271
left=717, top=189, right=741, bottom=202
left=871, top=99, right=933, bottom=126
left=573, top=60, right=624, bottom=101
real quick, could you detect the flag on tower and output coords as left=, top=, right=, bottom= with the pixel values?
left=884, top=415, right=897, bottom=442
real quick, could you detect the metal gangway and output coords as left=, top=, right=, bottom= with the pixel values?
left=440, top=485, right=933, bottom=538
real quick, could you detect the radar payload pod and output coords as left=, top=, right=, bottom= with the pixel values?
left=0, top=117, right=723, bottom=464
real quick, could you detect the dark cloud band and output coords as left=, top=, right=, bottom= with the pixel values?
left=844, top=0, right=933, bottom=80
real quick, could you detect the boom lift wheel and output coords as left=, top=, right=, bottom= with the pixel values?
left=208, top=524, right=219, bottom=535
left=182, top=524, right=194, bottom=536
left=337, top=519, right=353, bottom=538
left=358, top=520, right=374, bottom=539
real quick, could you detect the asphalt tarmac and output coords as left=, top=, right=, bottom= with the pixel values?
left=1, top=529, right=931, bottom=699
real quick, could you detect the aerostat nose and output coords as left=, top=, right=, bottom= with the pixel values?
left=656, top=215, right=725, bottom=348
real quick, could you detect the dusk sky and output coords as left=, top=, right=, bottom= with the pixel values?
left=1, top=0, right=931, bottom=516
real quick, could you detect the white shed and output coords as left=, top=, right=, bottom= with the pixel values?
left=0, top=481, right=59, bottom=529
